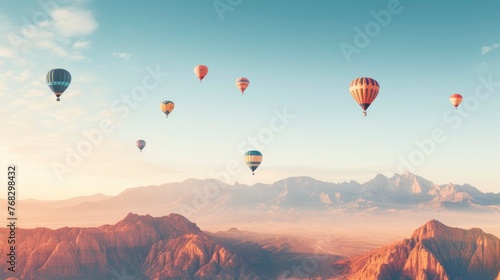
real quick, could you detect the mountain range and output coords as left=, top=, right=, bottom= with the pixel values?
left=1, top=214, right=498, bottom=279
left=11, top=172, right=500, bottom=232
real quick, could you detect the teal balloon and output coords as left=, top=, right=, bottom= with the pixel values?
left=46, top=68, right=71, bottom=101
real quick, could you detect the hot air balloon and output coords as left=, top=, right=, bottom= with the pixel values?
left=244, top=150, right=262, bottom=175
left=235, top=77, right=250, bottom=95
left=194, top=65, right=208, bottom=82
left=46, top=68, right=71, bottom=101
left=449, top=94, right=462, bottom=110
left=349, top=77, right=380, bottom=116
left=160, top=101, right=175, bottom=118
left=136, top=140, right=146, bottom=152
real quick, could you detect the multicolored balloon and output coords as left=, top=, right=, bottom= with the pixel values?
left=349, top=77, right=380, bottom=116
left=449, top=94, right=462, bottom=110
left=160, top=101, right=175, bottom=118
left=244, top=150, right=262, bottom=175
left=194, top=65, right=208, bottom=82
left=136, top=140, right=146, bottom=152
left=235, top=77, right=250, bottom=95
left=46, top=68, right=71, bottom=101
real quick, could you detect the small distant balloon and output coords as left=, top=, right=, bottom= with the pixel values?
left=160, top=101, right=175, bottom=118
left=349, top=77, right=379, bottom=116
left=244, top=150, right=262, bottom=175
left=46, top=68, right=71, bottom=101
left=136, top=140, right=146, bottom=152
left=235, top=77, right=250, bottom=95
left=194, top=65, right=208, bottom=82
left=449, top=94, right=462, bottom=110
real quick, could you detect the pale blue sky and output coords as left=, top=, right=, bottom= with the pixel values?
left=0, top=0, right=499, bottom=199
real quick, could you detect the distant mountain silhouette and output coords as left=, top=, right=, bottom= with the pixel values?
left=335, top=219, right=500, bottom=280
left=75, top=172, right=500, bottom=211
left=13, top=172, right=500, bottom=229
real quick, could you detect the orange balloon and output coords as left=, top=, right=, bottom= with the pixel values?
left=449, top=94, right=462, bottom=110
left=349, top=77, right=380, bottom=116
left=194, top=65, right=208, bottom=82
left=160, top=101, right=175, bottom=118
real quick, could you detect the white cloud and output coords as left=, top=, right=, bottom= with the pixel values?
left=481, top=43, right=500, bottom=55
left=36, top=40, right=69, bottom=57
left=73, top=40, right=91, bottom=49
left=69, top=53, right=87, bottom=61
left=0, top=6, right=98, bottom=63
left=51, top=8, right=98, bottom=37
left=112, top=52, right=131, bottom=60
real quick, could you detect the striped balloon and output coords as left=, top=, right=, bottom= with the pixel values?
left=349, top=77, right=380, bottom=116
left=160, top=101, right=175, bottom=118
left=46, top=68, right=71, bottom=101
left=235, top=77, right=250, bottom=95
left=194, top=65, right=208, bottom=82
left=244, top=150, right=262, bottom=175
left=136, top=140, right=146, bottom=152
left=449, top=94, right=462, bottom=110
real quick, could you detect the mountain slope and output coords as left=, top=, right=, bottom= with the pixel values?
left=0, top=213, right=260, bottom=280
left=337, top=219, right=500, bottom=280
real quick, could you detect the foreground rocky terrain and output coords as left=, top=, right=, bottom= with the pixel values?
left=1, top=214, right=498, bottom=279
left=0, top=213, right=258, bottom=280
left=335, top=219, right=500, bottom=280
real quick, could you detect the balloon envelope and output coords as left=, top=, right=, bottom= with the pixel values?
left=349, top=77, right=380, bottom=116
left=235, top=77, right=250, bottom=94
left=244, top=150, right=262, bottom=175
left=136, top=140, right=146, bottom=152
left=194, top=65, right=208, bottom=82
left=46, top=68, right=71, bottom=101
left=160, top=101, right=175, bottom=118
left=449, top=94, right=462, bottom=109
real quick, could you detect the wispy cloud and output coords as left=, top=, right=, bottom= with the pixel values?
left=0, top=5, right=98, bottom=62
left=0, top=46, right=14, bottom=57
left=112, top=52, right=131, bottom=60
left=0, top=70, right=14, bottom=91
left=481, top=43, right=499, bottom=55
left=12, top=69, right=30, bottom=82
left=73, top=40, right=91, bottom=49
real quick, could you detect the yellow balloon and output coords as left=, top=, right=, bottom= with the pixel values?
left=160, top=101, right=175, bottom=118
